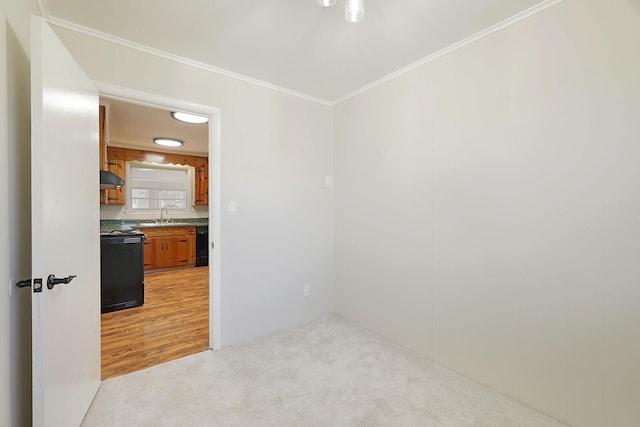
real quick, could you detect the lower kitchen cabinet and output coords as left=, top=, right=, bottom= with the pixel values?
left=175, top=235, right=195, bottom=266
left=153, top=237, right=176, bottom=269
left=143, top=238, right=154, bottom=270
left=141, top=226, right=196, bottom=271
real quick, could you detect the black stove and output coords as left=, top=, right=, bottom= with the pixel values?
left=100, top=229, right=145, bottom=313
left=100, top=229, right=146, bottom=238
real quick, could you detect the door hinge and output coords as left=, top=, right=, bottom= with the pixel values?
left=16, top=278, right=43, bottom=293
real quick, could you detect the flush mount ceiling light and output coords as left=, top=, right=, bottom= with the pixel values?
left=317, top=0, right=364, bottom=23
left=345, top=0, right=364, bottom=23
left=154, top=138, right=183, bottom=147
left=171, top=111, right=209, bottom=124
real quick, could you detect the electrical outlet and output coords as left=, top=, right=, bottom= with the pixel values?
left=304, top=284, right=311, bottom=297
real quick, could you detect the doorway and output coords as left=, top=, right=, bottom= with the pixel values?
left=97, top=88, right=221, bottom=379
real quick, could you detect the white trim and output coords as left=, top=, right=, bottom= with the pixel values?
left=44, top=16, right=333, bottom=107
left=42, top=0, right=564, bottom=106
left=35, top=0, right=49, bottom=18
left=332, top=0, right=566, bottom=104
left=98, top=82, right=223, bottom=351
left=40, top=0, right=563, bottom=106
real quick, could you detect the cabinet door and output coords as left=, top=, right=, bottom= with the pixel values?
left=143, top=238, right=154, bottom=271
left=153, top=238, right=166, bottom=269
left=195, top=157, right=208, bottom=206
left=175, top=236, right=191, bottom=266
left=105, top=159, right=126, bottom=205
left=164, top=237, right=176, bottom=267
left=187, top=231, right=196, bottom=266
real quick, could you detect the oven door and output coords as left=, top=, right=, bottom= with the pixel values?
left=100, top=235, right=145, bottom=312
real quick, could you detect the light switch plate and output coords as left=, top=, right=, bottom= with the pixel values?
left=228, top=201, right=237, bottom=216
left=325, top=176, right=333, bottom=188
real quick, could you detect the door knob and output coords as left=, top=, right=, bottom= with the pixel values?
left=47, top=274, right=77, bottom=290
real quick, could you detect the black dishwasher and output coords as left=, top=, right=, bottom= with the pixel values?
left=100, top=230, right=145, bottom=313
left=195, top=225, right=209, bottom=267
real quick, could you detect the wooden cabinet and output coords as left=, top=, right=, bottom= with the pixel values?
left=101, top=146, right=126, bottom=205
left=153, top=237, right=176, bottom=269
left=141, top=226, right=196, bottom=271
left=143, top=238, right=154, bottom=270
left=194, top=157, right=208, bottom=206
left=100, top=146, right=208, bottom=206
left=175, top=236, right=194, bottom=266
left=104, top=159, right=126, bottom=205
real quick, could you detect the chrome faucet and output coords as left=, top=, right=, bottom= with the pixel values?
left=160, top=207, right=169, bottom=223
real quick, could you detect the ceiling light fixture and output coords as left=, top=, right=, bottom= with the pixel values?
left=171, top=111, right=209, bottom=124
left=317, top=0, right=364, bottom=23
left=154, top=138, right=183, bottom=148
left=345, top=0, right=364, bottom=23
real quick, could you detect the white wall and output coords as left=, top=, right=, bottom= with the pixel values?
left=1, top=0, right=34, bottom=425
left=51, top=25, right=335, bottom=346
left=333, top=1, right=640, bottom=426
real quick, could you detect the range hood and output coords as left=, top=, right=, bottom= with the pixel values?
left=100, top=170, right=125, bottom=189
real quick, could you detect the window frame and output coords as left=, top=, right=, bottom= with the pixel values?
left=124, top=160, right=195, bottom=215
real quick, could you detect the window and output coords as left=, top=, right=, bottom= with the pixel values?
left=126, top=161, right=194, bottom=212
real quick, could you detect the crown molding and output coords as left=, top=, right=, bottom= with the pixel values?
left=35, top=0, right=49, bottom=18
left=39, top=0, right=565, bottom=107
left=331, top=0, right=566, bottom=105
left=43, top=15, right=334, bottom=106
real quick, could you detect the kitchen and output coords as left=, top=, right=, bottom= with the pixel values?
left=98, top=99, right=211, bottom=379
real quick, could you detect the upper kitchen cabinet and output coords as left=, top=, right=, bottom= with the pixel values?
left=99, top=99, right=209, bottom=207
left=101, top=146, right=208, bottom=207
left=103, top=147, right=126, bottom=205
left=195, top=157, right=208, bottom=206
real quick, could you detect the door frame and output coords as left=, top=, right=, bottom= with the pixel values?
left=97, top=82, right=222, bottom=351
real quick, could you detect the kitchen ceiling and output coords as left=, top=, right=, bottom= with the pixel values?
left=44, top=0, right=546, bottom=102
left=104, top=99, right=209, bottom=155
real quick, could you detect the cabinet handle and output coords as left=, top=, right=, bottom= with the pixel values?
left=178, top=239, right=188, bottom=243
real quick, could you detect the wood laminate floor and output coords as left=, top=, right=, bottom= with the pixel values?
left=101, top=266, right=209, bottom=380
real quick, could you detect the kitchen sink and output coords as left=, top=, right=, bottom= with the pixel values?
left=134, top=222, right=192, bottom=229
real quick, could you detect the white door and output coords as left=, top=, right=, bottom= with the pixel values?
left=31, top=16, right=101, bottom=426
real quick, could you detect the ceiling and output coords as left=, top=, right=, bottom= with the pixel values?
left=43, top=0, right=545, bottom=103
left=103, top=99, right=209, bottom=155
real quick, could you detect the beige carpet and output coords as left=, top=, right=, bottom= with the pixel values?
left=82, top=317, right=566, bottom=427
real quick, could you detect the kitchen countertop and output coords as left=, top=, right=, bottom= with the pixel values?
left=133, top=222, right=205, bottom=229
left=100, top=218, right=208, bottom=233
